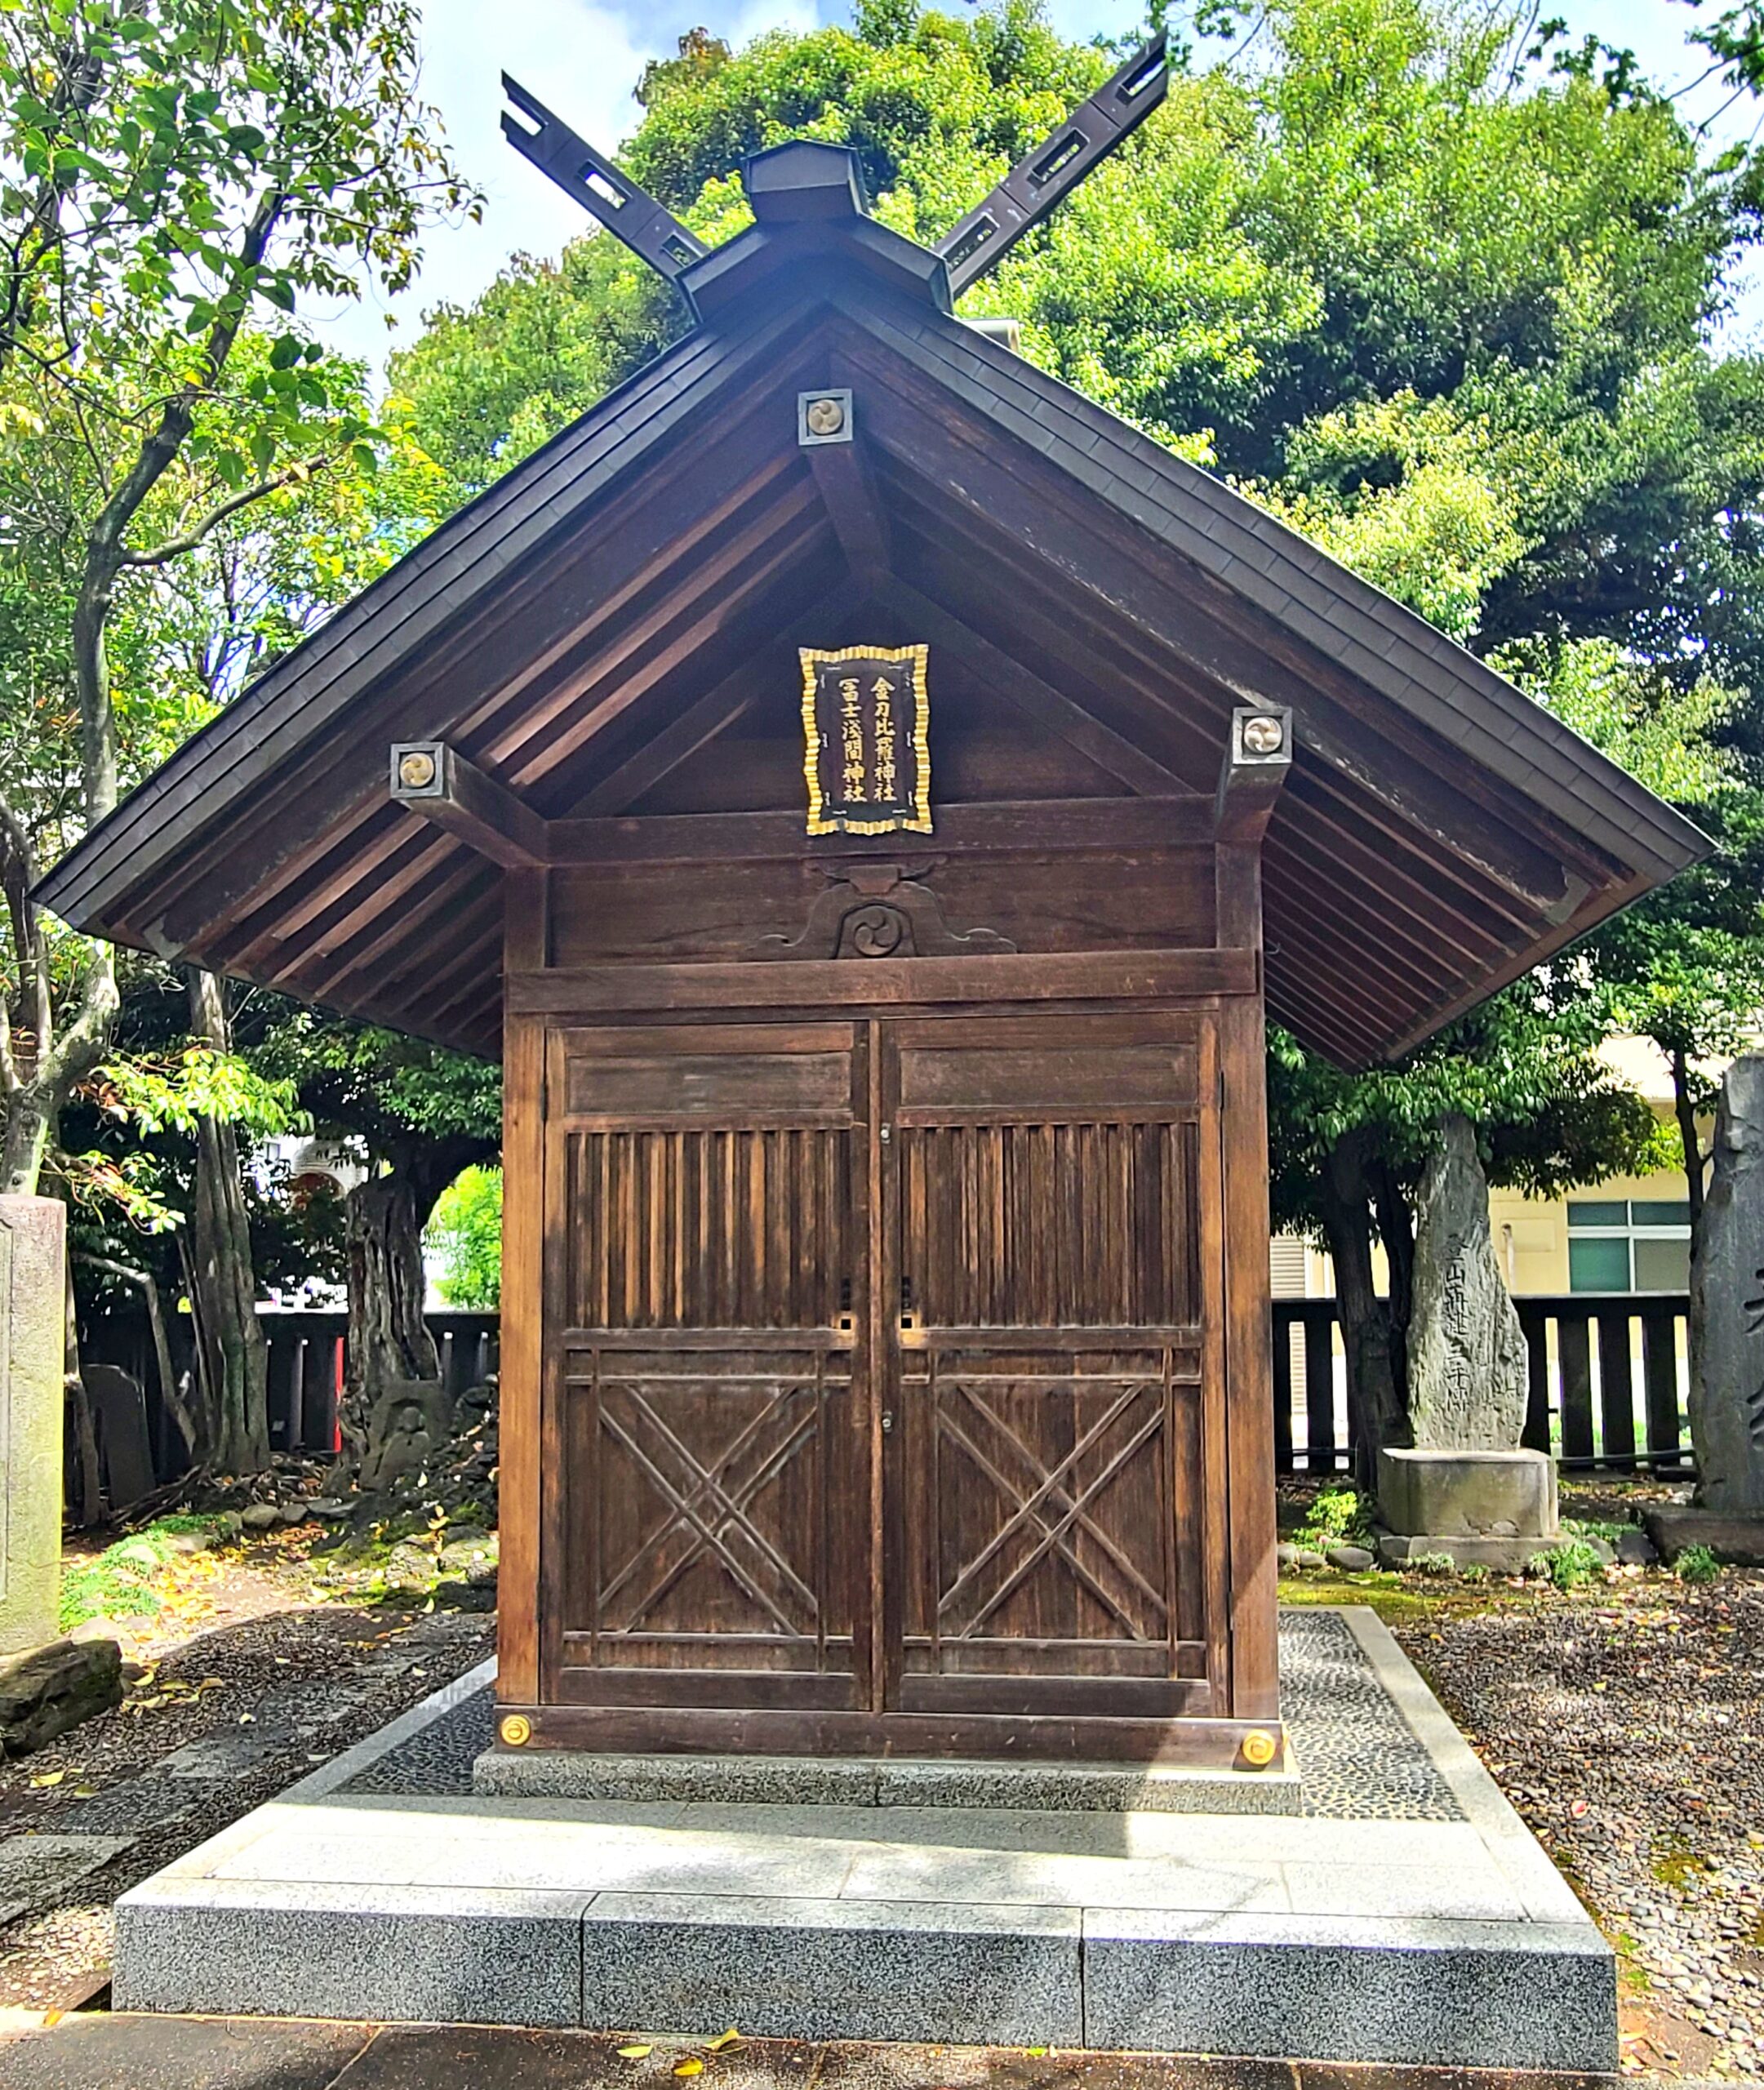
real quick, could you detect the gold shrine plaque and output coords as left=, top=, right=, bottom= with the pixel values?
left=799, top=644, right=931, bottom=837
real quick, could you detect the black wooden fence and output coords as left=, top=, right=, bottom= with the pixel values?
left=99, top=1296, right=1687, bottom=1482
left=260, top=1296, right=1688, bottom=1478
left=260, top=1309, right=500, bottom=1455
left=1273, top=1293, right=1693, bottom=1476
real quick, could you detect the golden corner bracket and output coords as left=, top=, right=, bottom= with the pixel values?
left=800, top=643, right=931, bottom=838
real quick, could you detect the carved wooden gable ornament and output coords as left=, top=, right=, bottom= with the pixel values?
left=799, top=644, right=931, bottom=837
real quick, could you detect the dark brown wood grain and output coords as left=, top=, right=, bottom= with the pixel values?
left=526, top=989, right=1281, bottom=1759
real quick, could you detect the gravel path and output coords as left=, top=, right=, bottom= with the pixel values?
left=1395, top=1572, right=1764, bottom=2083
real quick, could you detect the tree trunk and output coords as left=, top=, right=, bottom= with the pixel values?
left=1671, top=1047, right=1708, bottom=1237
left=338, top=1133, right=492, bottom=1483
left=2, top=1086, right=55, bottom=1197
left=1371, top=1159, right=1415, bottom=1350
left=1317, top=1133, right=1409, bottom=1488
left=182, top=969, right=269, bottom=1474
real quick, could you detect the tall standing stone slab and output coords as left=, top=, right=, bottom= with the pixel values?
left=0, top=1196, right=65, bottom=1657
left=1691, top=1052, right=1764, bottom=1514
left=1407, top=1114, right=1529, bottom=1450
left=1380, top=1117, right=1554, bottom=1569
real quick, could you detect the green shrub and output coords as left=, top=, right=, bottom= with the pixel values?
left=1675, top=1543, right=1720, bottom=1585
left=1295, top=1482, right=1372, bottom=1550
left=1532, top=1538, right=1606, bottom=1590
left=1458, top=1561, right=1491, bottom=1584
left=1408, top=1550, right=1457, bottom=1576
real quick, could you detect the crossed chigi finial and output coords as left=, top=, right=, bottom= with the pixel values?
left=500, top=30, right=1168, bottom=304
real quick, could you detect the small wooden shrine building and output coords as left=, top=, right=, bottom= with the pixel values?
left=41, top=71, right=1702, bottom=1771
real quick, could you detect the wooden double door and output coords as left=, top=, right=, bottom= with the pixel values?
left=541, top=1011, right=1228, bottom=1743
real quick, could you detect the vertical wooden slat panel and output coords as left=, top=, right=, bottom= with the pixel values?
left=1557, top=1313, right=1596, bottom=1465
left=1596, top=1310, right=1637, bottom=1468
left=1304, top=1311, right=1335, bottom=1474
left=1518, top=1301, right=1551, bottom=1454
left=1642, top=1308, right=1682, bottom=1466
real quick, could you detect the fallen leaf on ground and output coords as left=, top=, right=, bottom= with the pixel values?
left=707, top=2029, right=740, bottom=2052
left=29, top=1772, right=64, bottom=1789
left=617, top=2045, right=653, bottom=2060
left=674, top=2059, right=704, bottom=2077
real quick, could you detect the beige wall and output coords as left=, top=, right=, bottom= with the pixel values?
left=1273, top=1168, right=1695, bottom=1301
left=1488, top=1170, right=1690, bottom=1296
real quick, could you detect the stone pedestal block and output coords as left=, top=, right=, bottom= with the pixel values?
left=1690, top=1052, right=1764, bottom=1513
left=1642, top=1505, right=1764, bottom=1568
left=1377, top=1447, right=1557, bottom=1571
left=0, top=1196, right=65, bottom=1658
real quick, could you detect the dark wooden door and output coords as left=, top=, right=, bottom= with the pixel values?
left=545, top=1011, right=1221, bottom=1726
left=545, top=1022, right=871, bottom=1712
left=883, top=1015, right=1222, bottom=1719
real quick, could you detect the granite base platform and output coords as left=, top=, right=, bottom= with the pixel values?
left=473, top=1745, right=1301, bottom=1814
left=112, top=1609, right=1617, bottom=2074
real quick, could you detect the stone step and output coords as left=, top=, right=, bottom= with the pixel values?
left=103, top=1612, right=1620, bottom=2075
left=473, top=1746, right=1301, bottom=1814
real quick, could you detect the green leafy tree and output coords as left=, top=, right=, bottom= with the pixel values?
left=426, top=1165, right=503, bottom=1310
left=0, top=0, right=473, bottom=1194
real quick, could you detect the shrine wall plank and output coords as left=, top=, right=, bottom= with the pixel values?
left=547, top=847, right=1216, bottom=968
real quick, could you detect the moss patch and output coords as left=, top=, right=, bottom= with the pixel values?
left=58, top=1516, right=233, bottom=1633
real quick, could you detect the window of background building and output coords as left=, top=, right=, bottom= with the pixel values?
left=1566, top=1198, right=1692, bottom=1292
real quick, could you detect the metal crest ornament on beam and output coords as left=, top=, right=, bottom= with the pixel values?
left=800, top=644, right=931, bottom=838
left=934, top=33, right=1170, bottom=299
left=500, top=74, right=707, bottom=293
left=389, top=742, right=549, bottom=870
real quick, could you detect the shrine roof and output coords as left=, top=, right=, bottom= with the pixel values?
left=37, top=143, right=1707, bottom=1065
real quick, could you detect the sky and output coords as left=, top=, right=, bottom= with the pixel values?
left=301, top=0, right=1764, bottom=373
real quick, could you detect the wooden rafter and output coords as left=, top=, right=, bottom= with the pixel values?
left=390, top=744, right=547, bottom=870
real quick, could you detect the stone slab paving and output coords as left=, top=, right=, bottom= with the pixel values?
left=106, top=1609, right=1618, bottom=2073
left=0, top=2014, right=1635, bottom=2090
left=0, top=1834, right=133, bottom=1925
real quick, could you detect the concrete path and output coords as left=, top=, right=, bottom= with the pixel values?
left=0, top=2014, right=1628, bottom=2089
